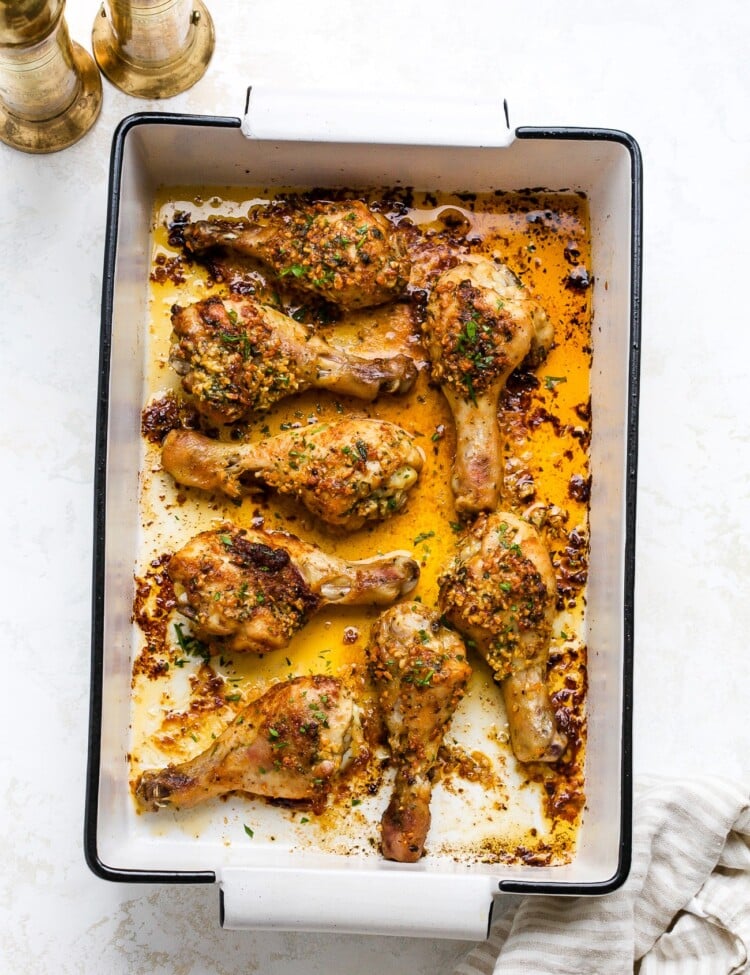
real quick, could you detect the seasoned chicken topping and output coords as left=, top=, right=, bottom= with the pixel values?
left=169, top=526, right=321, bottom=654
left=169, top=294, right=417, bottom=425
left=162, top=418, right=425, bottom=530
left=438, top=516, right=552, bottom=677
left=367, top=603, right=471, bottom=861
left=421, top=257, right=553, bottom=515
left=424, top=258, right=549, bottom=404
left=169, top=295, right=303, bottom=420
left=136, top=675, right=361, bottom=811
left=168, top=524, right=420, bottom=655
left=439, top=512, right=566, bottom=763
left=427, top=278, right=522, bottom=401
left=181, top=199, right=411, bottom=310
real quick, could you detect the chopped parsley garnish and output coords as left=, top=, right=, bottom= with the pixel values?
left=414, top=531, right=435, bottom=545
left=310, top=706, right=329, bottom=727
left=415, top=669, right=435, bottom=687
left=173, top=622, right=210, bottom=663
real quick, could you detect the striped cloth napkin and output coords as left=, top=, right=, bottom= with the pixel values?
left=451, top=776, right=750, bottom=975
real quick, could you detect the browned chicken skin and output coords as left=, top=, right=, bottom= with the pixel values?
left=169, top=524, right=419, bottom=655
left=161, top=419, right=425, bottom=531
left=135, top=675, right=360, bottom=811
left=367, top=603, right=471, bottom=861
left=438, top=512, right=566, bottom=763
left=180, top=199, right=411, bottom=310
left=169, top=295, right=417, bottom=425
left=422, top=257, right=553, bottom=516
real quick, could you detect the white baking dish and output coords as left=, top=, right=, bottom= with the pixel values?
left=86, top=101, right=641, bottom=938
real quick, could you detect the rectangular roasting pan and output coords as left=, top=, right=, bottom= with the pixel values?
left=86, top=101, right=641, bottom=939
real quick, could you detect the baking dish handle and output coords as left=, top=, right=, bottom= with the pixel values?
left=220, top=866, right=498, bottom=939
left=240, top=86, right=514, bottom=147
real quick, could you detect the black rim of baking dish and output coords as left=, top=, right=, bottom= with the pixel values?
left=85, top=113, right=641, bottom=896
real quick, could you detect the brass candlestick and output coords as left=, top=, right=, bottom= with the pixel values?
left=0, top=0, right=102, bottom=153
left=92, top=0, right=214, bottom=99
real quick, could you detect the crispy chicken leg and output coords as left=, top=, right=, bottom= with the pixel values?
left=169, top=295, right=417, bottom=425
left=422, top=257, right=552, bottom=515
left=161, top=419, right=425, bottom=530
left=438, top=512, right=566, bottom=763
left=367, top=603, right=471, bottom=861
left=135, top=675, right=359, bottom=811
left=169, top=524, right=419, bottom=655
left=180, top=199, right=411, bottom=310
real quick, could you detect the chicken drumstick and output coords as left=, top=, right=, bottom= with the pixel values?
left=180, top=199, right=411, bottom=310
left=422, top=256, right=552, bottom=516
left=135, top=675, right=359, bottom=811
left=170, top=295, right=417, bottom=425
left=161, top=418, right=425, bottom=531
left=367, top=603, right=471, bottom=861
left=169, top=524, right=419, bottom=655
left=438, top=511, right=566, bottom=763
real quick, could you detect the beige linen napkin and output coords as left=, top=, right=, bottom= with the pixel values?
left=451, top=776, right=750, bottom=975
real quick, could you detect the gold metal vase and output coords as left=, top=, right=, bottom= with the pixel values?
left=92, top=0, right=214, bottom=99
left=0, top=0, right=102, bottom=153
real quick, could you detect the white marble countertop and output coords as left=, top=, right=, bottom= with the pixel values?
left=2, top=0, right=749, bottom=971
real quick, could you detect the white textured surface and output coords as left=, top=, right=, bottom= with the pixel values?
left=1, top=0, right=749, bottom=971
